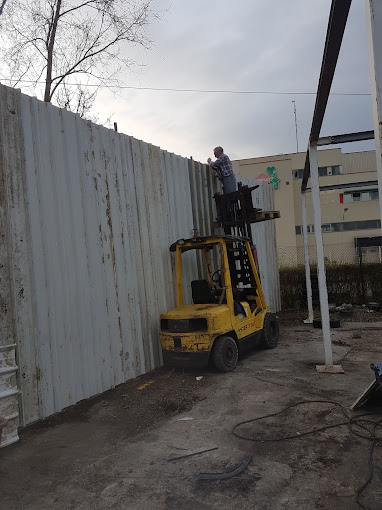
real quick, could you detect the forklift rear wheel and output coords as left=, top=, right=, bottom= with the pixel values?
left=262, top=313, right=279, bottom=349
left=212, top=336, right=238, bottom=372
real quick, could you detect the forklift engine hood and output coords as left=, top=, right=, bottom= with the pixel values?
left=160, top=304, right=232, bottom=334
left=161, top=304, right=230, bottom=320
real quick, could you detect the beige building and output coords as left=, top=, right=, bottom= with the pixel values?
left=233, top=149, right=381, bottom=266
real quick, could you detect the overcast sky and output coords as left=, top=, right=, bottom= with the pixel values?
left=102, top=0, right=376, bottom=162
left=9, top=0, right=377, bottom=163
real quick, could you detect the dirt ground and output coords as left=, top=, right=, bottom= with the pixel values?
left=1, top=313, right=382, bottom=510
left=277, top=305, right=382, bottom=326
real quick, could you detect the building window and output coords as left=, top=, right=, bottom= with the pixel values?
left=332, top=222, right=342, bottom=232
left=343, top=221, right=358, bottom=230
left=355, top=220, right=380, bottom=230
left=370, top=190, right=379, bottom=200
left=353, top=192, right=361, bottom=202
left=343, top=190, right=379, bottom=202
left=295, top=219, right=381, bottom=235
left=335, top=219, right=381, bottom=232
left=293, top=165, right=341, bottom=179
left=295, top=225, right=315, bottom=234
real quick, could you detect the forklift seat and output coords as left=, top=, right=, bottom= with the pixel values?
left=191, top=280, right=217, bottom=305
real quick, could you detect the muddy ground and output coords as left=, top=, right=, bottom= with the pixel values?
left=1, top=314, right=382, bottom=510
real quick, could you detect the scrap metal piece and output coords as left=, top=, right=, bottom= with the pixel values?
left=0, top=344, right=19, bottom=448
left=351, top=363, right=382, bottom=410
left=167, top=447, right=218, bottom=462
left=195, top=454, right=256, bottom=480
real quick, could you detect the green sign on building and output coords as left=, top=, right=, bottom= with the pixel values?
left=267, top=167, right=280, bottom=189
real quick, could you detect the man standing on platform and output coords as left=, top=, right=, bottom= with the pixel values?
left=207, top=146, right=237, bottom=194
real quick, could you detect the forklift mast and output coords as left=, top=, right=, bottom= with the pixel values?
left=213, top=183, right=280, bottom=287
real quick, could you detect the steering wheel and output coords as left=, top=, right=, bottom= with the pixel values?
left=212, top=269, right=222, bottom=284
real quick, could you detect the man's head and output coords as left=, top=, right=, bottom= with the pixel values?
left=214, top=146, right=223, bottom=158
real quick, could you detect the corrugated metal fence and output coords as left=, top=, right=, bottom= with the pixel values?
left=0, top=84, right=279, bottom=427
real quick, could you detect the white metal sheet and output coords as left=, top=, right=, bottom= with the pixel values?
left=1, top=83, right=280, bottom=427
left=0, top=85, right=198, bottom=423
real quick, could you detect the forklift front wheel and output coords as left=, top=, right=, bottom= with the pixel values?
left=262, top=313, right=279, bottom=349
left=212, top=336, right=238, bottom=372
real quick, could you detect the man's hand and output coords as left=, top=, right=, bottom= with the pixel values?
left=207, top=157, right=212, bottom=164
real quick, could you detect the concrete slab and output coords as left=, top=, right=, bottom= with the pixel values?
left=0, top=325, right=381, bottom=510
left=316, top=364, right=345, bottom=374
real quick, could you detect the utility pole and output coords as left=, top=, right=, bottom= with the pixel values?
left=292, top=100, right=299, bottom=153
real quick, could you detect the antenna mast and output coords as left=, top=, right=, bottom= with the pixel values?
left=292, top=100, right=299, bottom=153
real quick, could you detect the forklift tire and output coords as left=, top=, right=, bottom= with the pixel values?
left=313, top=318, right=341, bottom=329
left=262, top=313, right=279, bottom=349
left=212, top=336, right=238, bottom=372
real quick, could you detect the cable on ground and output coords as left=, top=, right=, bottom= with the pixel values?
left=232, top=399, right=382, bottom=509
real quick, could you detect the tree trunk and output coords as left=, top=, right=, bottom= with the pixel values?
left=44, top=0, right=62, bottom=102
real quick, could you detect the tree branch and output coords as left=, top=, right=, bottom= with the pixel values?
left=10, top=62, right=32, bottom=87
left=44, top=0, right=62, bottom=101
left=59, top=0, right=99, bottom=18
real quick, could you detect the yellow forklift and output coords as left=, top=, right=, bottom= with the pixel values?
left=159, top=184, right=280, bottom=372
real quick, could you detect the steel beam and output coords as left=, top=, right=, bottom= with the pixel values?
left=302, top=0, right=353, bottom=191
left=309, top=143, right=333, bottom=368
left=301, top=193, right=313, bottom=324
left=365, top=0, right=382, bottom=236
left=317, top=130, right=375, bottom=146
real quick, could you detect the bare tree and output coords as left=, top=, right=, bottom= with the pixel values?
left=0, top=0, right=159, bottom=116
